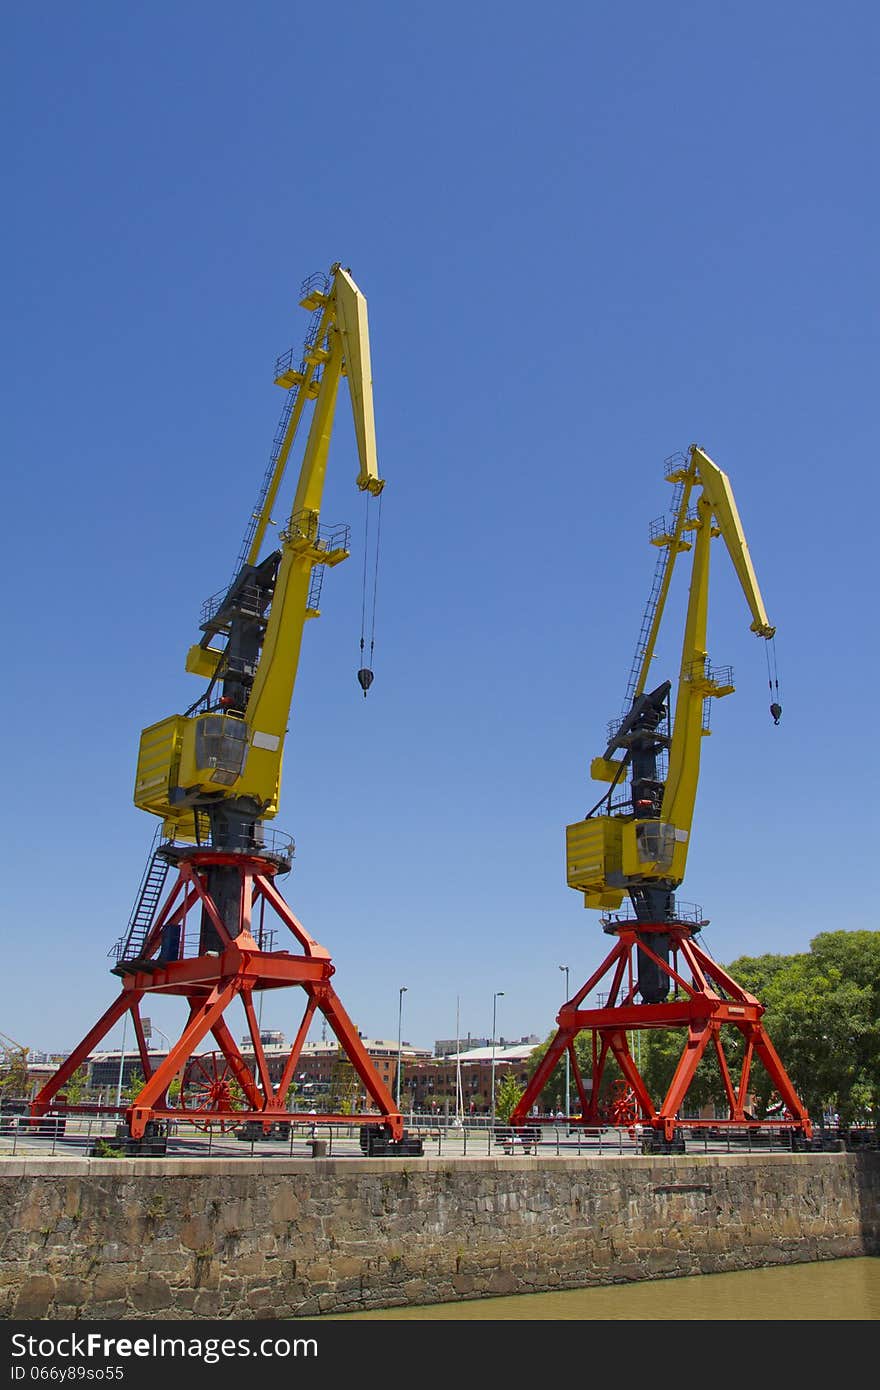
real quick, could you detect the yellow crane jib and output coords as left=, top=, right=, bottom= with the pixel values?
left=565, top=444, right=778, bottom=929
left=133, top=264, right=385, bottom=845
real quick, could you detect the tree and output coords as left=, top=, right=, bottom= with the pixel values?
left=524, top=1033, right=563, bottom=1111
left=728, top=933, right=880, bottom=1127
left=120, top=1068, right=144, bottom=1104
left=60, top=1065, right=90, bottom=1105
left=0, top=1042, right=30, bottom=1100
left=523, top=931, right=880, bottom=1128
left=525, top=1030, right=628, bottom=1114
left=328, top=1056, right=360, bottom=1114
left=494, top=1070, right=525, bottom=1123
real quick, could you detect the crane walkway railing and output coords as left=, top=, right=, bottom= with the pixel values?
left=200, top=580, right=273, bottom=631
left=598, top=897, right=707, bottom=930
left=110, top=824, right=294, bottom=964
left=231, top=388, right=297, bottom=586
left=230, top=276, right=331, bottom=590
left=620, top=468, right=688, bottom=715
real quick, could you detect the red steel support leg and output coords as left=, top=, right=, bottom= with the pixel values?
left=604, top=1028, right=656, bottom=1122
left=735, top=1032, right=756, bottom=1115
left=510, top=1027, right=577, bottom=1125
left=511, top=922, right=811, bottom=1141
left=315, top=982, right=403, bottom=1137
left=131, top=1006, right=154, bottom=1082
left=569, top=1047, right=594, bottom=1121
left=273, top=994, right=318, bottom=1107
left=253, top=874, right=332, bottom=962
left=750, top=1025, right=812, bottom=1132
left=37, top=850, right=452, bottom=1150
left=240, top=990, right=274, bottom=1102
left=209, top=1011, right=267, bottom=1112
left=711, top=1028, right=742, bottom=1118
left=128, top=979, right=244, bottom=1136
left=30, top=989, right=142, bottom=1116
left=659, top=1019, right=715, bottom=1138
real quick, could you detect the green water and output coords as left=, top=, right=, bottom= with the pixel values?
left=324, top=1257, right=880, bottom=1320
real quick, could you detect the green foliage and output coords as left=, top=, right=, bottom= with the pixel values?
left=494, top=1071, right=525, bottom=1123
left=526, top=1032, right=626, bottom=1112
left=122, top=1069, right=144, bottom=1104
left=0, top=1046, right=30, bottom=1098
left=225, top=1076, right=248, bottom=1110
left=61, top=1065, right=90, bottom=1105
left=524, top=1035, right=559, bottom=1109
left=92, top=1137, right=124, bottom=1158
left=727, top=931, right=880, bottom=1126
left=121, top=1068, right=144, bottom=1104
left=523, top=931, right=880, bottom=1129
left=328, top=1056, right=360, bottom=1114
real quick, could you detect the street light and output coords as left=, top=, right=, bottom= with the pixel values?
left=490, top=991, right=504, bottom=1123
left=395, top=987, right=407, bottom=1108
left=144, top=1021, right=171, bottom=1053
left=114, top=1011, right=129, bottom=1111
left=559, top=965, right=570, bottom=1117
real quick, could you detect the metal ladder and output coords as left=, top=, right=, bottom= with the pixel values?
left=115, top=827, right=171, bottom=963
left=230, top=292, right=329, bottom=588
left=231, top=385, right=299, bottom=586
left=621, top=480, right=686, bottom=714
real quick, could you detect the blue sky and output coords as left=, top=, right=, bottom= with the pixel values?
left=3, top=4, right=878, bottom=1059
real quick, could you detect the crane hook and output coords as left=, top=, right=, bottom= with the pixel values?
left=766, top=637, right=781, bottom=725
left=357, top=667, right=374, bottom=698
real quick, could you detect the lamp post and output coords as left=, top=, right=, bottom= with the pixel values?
left=145, top=1023, right=170, bottom=1053
left=559, top=965, right=570, bottom=1116
left=395, top=986, right=407, bottom=1108
left=490, top=990, right=504, bottom=1123
left=114, top=1011, right=129, bottom=1111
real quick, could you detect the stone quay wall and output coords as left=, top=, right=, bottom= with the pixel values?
left=2, top=1152, right=877, bottom=1320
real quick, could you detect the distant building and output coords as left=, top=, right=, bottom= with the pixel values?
left=433, top=1033, right=539, bottom=1058
left=235, top=1036, right=432, bottom=1107
left=433, top=1035, right=488, bottom=1058
left=403, top=1042, right=540, bottom=1114
left=20, top=1029, right=542, bottom=1115
left=87, top=1050, right=171, bottom=1092
left=83, top=1035, right=435, bottom=1112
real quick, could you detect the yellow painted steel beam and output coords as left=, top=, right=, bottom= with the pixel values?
left=333, top=267, right=384, bottom=496
left=690, top=445, right=775, bottom=638
left=134, top=263, right=385, bottom=833
left=246, top=304, right=331, bottom=569
left=660, top=494, right=714, bottom=853
left=569, top=444, right=777, bottom=908
left=633, top=467, right=695, bottom=702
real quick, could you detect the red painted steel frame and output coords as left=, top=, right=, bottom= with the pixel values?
left=509, top=922, right=812, bottom=1142
left=30, top=850, right=404, bottom=1141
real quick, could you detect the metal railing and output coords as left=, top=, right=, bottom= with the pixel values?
left=598, top=898, right=707, bottom=929
left=280, top=511, right=350, bottom=557
left=2, top=1105, right=848, bottom=1160
left=200, top=581, right=271, bottom=629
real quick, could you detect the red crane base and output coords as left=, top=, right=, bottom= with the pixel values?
left=30, top=849, right=405, bottom=1142
left=510, top=921, right=812, bottom=1144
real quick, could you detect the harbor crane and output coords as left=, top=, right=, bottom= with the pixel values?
left=511, top=445, right=811, bottom=1149
left=31, top=264, right=422, bottom=1155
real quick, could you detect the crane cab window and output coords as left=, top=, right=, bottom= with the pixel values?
left=195, top=715, right=248, bottom=785
left=635, top=822, right=675, bottom=870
